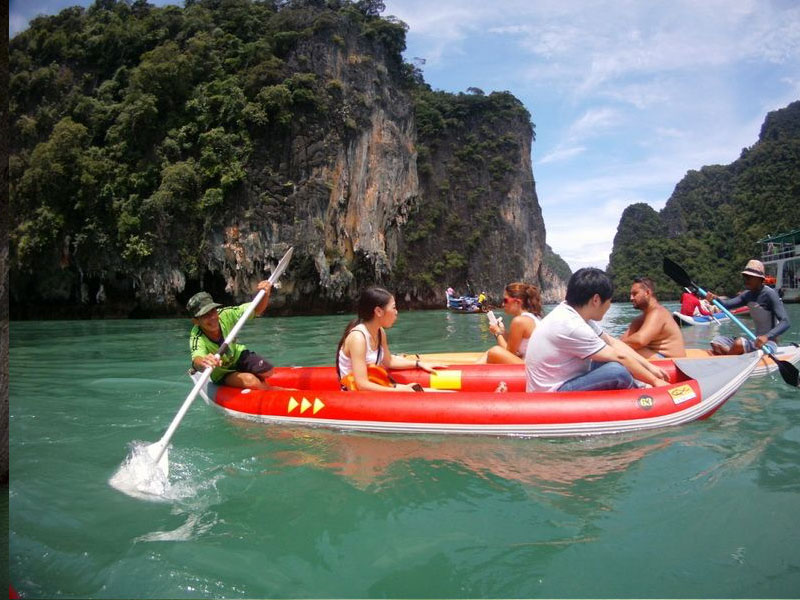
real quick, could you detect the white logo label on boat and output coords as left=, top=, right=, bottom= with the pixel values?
left=668, top=384, right=696, bottom=405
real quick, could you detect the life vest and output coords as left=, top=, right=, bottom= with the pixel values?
left=339, top=364, right=423, bottom=392
left=340, top=364, right=395, bottom=390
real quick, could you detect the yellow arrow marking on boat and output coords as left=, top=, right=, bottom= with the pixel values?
left=430, top=370, right=462, bottom=390
left=313, top=398, right=325, bottom=414
left=668, top=384, right=696, bottom=405
left=287, top=397, right=299, bottom=413
left=300, top=398, right=312, bottom=413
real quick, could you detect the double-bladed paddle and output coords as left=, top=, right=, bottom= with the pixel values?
left=145, top=246, right=295, bottom=476
left=663, top=257, right=798, bottom=387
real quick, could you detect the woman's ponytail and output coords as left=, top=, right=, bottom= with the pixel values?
left=505, top=282, right=543, bottom=317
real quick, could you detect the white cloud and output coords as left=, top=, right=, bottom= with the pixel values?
left=601, top=80, right=671, bottom=111
left=566, top=107, right=621, bottom=139
left=545, top=221, right=618, bottom=270
left=502, top=24, right=584, bottom=60
left=384, top=1, right=491, bottom=65
left=537, top=146, right=585, bottom=165
left=651, top=127, right=687, bottom=141
left=480, top=0, right=800, bottom=111
left=778, top=77, right=800, bottom=100
left=537, top=107, right=622, bottom=164
left=540, top=167, right=680, bottom=207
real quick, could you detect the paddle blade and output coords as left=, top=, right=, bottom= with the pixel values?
left=268, top=246, right=294, bottom=284
left=109, top=441, right=170, bottom=499
left=663, top=257, right=694, bottom=289
left=769, top=354, right=800, bottom=387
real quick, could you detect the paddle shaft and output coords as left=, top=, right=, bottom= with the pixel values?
left=665, top=259, right=764, bottom=346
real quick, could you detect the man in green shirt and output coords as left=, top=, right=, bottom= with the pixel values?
left=187, top=280, right=277, bottom=389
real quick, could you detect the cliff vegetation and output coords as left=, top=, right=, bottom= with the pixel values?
left=9, top=0, right=568, bottom=317
left=607, top=100, right=800, bottom=300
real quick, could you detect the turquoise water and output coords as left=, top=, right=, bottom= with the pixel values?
left=9, top=304, right=800, bottom=598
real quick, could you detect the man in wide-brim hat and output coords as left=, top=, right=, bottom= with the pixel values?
left=705, top=259, right=791, bottom=355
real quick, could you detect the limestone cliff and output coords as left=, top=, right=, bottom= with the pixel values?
left=8, top=1, right=568, bottom=317
left=391, top=89, right=555, bottom=305
left=539, top=244, right=571, bottom=303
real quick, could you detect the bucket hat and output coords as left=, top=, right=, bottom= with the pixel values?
left=187, top=291, right=222, bottom=317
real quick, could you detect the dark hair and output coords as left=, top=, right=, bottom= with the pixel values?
left=565, top=268, right=614, bottom=307
left=633, top=276, right=656, bottom=295
left=335, top=287, right=393, bottom=378
left=505, top=282, right=543, bottom=317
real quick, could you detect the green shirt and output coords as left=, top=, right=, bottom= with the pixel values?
left=189, top=303, right=254, bottom=383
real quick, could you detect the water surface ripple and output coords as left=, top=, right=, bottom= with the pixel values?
left=9, top=304, right=800, bottom=597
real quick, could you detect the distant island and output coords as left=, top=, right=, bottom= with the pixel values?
left=607, top=100, right=800, bottom=300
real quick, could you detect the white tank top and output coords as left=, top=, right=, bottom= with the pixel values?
left=515, top=312, right=540, bottom=357
left=337, top=324, right=383, bottom=378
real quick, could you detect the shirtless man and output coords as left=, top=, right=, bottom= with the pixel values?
left=621, top=277, right=686, bottom=358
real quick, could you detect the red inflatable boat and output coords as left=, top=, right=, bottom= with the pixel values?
left=194, top=353, right=760, bottom=437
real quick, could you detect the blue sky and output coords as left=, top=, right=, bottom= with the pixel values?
left=10, top=0, right=800, bottom=271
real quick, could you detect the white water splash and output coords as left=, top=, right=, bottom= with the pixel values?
left=134, top=512, right=219, bottom=543
left=109, top=442, right=171, bottom=501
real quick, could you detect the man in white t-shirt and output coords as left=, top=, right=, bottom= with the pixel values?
left=525, top=268, right=669, bottom=392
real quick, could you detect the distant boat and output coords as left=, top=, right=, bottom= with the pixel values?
left=759, top=229, right=800, bottom=302
left=446, top=292, right=482, bottom=313
left=672, top=306, right=750, bottom=326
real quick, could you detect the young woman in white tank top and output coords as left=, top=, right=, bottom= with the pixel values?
left=336, top=287, right=440, bottom=392
left=480, top=282, right=543, bottom=364
left=337, top=323, right=383, bottom=379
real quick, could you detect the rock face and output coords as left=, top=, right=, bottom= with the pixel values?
left=8, top=3, right=568, bottom=317
left=539, top=244, right=571, bottom=303
left=391, top=90, right=552, bottom=305
left=222, top=19, right=425, bottom=312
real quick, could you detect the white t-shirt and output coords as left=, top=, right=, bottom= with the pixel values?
left=524, top=302, right=606, bottom=392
